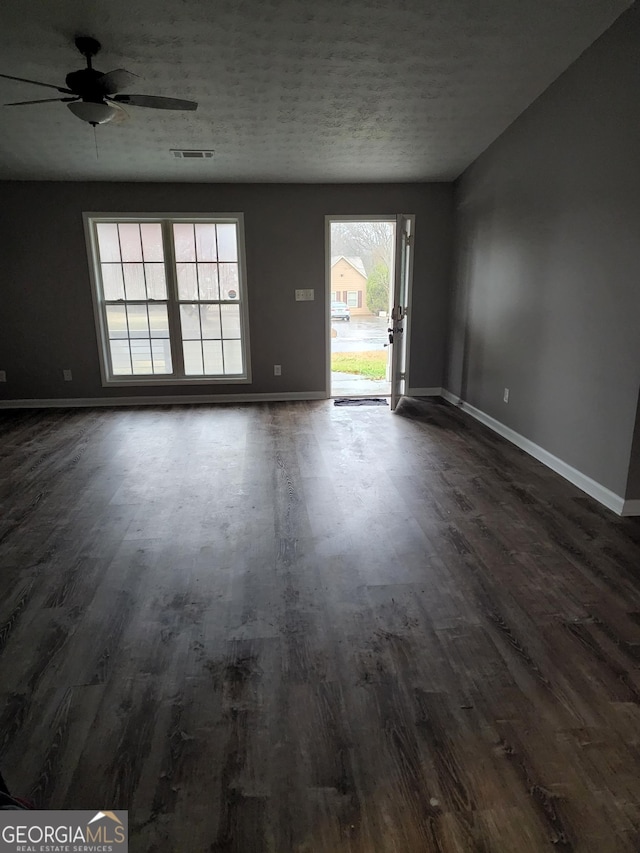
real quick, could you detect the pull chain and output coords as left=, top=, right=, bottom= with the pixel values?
left=93, top=124, right=99, bottom=160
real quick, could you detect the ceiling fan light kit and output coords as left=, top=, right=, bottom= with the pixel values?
left=1, top=35, right=198, bottom=126
left=67, top=100, right=118, bottom=125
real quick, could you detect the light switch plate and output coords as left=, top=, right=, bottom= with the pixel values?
left=295, top=289, right=314, bottom=301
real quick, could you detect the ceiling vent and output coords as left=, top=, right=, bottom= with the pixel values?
left=171, top=149, right=214, bottom=159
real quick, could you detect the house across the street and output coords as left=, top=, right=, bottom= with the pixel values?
left=330, top=256, right=369, bottom=315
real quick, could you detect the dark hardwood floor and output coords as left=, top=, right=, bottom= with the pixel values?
left=0, top=397, right=639, bottom=852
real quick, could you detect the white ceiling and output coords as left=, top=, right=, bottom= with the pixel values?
left=0, top=0, right=632, bottom=183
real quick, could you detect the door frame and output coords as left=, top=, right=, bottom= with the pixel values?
left=324, top=214, right=414, bottom=399
left=389, top=213, right=416, bottom=410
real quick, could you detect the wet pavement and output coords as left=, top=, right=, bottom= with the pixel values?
left=330, top=314, right=389, bottom=353
left=331, top=371, right=390, bottom=396
left=331, top=315, right=391, bottom=396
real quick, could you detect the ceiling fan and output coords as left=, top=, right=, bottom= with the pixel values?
left=0, top=36, right=198, bottom=126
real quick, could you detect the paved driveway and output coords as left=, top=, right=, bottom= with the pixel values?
left=330, top=314, right=389, bottom=353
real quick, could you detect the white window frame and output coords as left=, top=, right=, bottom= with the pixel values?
left=84, top=212, right=252, bottom=386
left=346, top=291, right=358, bottom=308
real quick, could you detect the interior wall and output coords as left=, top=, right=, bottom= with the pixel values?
left=446, top=2, right=640, bottom=498
left=0, top=181, right=453, bottom=402
left=626, top=390, right=640, bottom=501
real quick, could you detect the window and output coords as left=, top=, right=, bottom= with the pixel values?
left=85, top=215, right=250, bottom=384
left=346, top=291, right=359, bottom=308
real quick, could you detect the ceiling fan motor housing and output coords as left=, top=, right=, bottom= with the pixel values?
left=65, top=68, right=106, bottom=100
left=65, top=36, right=105, bottom=101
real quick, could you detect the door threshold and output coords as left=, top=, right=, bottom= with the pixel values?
left=330, top=393, right=391, bottom=399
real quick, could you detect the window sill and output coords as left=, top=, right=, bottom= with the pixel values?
left=101, top=376, right=252, bottom=388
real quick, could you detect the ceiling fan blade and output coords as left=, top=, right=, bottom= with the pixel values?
left=112, top=94, right=197, bottom=111
left=5, top=97, right=77, bottom=106
left=97, top=68, right=138, bottom=95
left=0, top=73, right=73, bottom=94
left=110, top=101, right=129, bottom=124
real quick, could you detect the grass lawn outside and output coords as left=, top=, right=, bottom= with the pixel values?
left=331, top=350, right=387, bottom=380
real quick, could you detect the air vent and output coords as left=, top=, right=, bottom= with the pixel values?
left=171, top=149, right=214, bottom=159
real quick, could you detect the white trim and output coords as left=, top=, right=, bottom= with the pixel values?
left=407, top=387, right=442, bottom=397
left=325, top=215, right=399, bottom=398
left=325, top=216, right=332, bottom=398
left=325, top=214, right=396, bottom=222
left=621, top=499, right=640, bottom=517
left=84, top=211, right=246, bottom=222
left=439, top=388, right=632, bottom=516
left=78, top=376, right=253, bottom=388
left=405, top=222, right=415, bottom=395
left=5, top=384, right=635, bottom=517
left=440, top=388, right=461, bottom=406
left=0, top=391, right=327, bottom=409
left=83, top=213, right=252, bottom=386
left=83, top=213, right=111, bottom=385
left=397, top=213, right=415, bottom=411
left=325, top=214, right=414, bottom=400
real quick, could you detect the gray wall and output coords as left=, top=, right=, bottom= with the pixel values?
left=626, top=392, right=640, bottom=500
left=0, top=182, right=453, bottom=402
left=446, top=3, right=640, bottom=497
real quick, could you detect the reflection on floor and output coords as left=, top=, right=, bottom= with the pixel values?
left=3, top=399, right=640, bottom=850
left=331, top=370, right=391, bottom=397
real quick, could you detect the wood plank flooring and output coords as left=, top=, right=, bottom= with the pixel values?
left=0, top=397, right=639, bottom=852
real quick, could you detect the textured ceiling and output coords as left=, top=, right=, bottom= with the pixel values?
left=0, top=0, right=632, bottom=183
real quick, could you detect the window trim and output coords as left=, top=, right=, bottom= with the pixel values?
left=83, top=212, right=252, bottom=387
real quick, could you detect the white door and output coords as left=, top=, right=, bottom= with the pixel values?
left=389, top=214, right=413, bottom=411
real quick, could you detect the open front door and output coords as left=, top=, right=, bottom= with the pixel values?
left=389, top=214, right=413, bottom=411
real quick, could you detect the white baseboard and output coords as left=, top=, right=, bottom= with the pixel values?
left=440, top=388, right=635, bottom=517
left=0, top=391, right=327, bottom=409
left=3, top=387, right=637, bottom=519
left=440, top=388, right=461, bottom=406
left=406, top=387, right=442, bottom=397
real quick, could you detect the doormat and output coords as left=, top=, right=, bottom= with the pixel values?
left=333, top=398, right=388, bottom=407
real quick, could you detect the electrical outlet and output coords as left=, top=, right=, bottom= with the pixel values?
left=0, top=370, right=6, bottom=382
left=274, top=364, right=282, bottom=376
left=63, top=369, right=73, bottom=381
left=295, top=289, right=314, bottom=301
left=503, top=387, right=509, bottom=403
